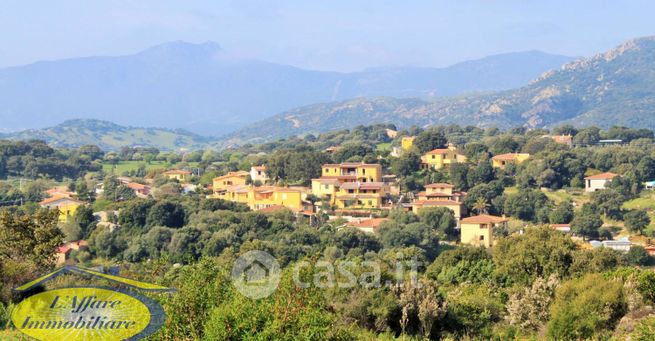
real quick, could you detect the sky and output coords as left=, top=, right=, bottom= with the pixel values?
left=1, top=0, right=655, bottom=72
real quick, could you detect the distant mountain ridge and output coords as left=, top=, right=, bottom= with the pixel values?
left=225, top=35, right=655, bottom=144
left=0, top=119, right=213, bottom=151
left=0, top=42, right=572, bottom=136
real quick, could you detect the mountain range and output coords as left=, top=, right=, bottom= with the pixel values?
left=0, top=42, right=572, bottom=136
left=225, top=35, right=655, bottom=144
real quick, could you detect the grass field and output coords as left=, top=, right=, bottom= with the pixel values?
left=623, top=191, right=655, bottom=233
left=376, top=143, right=391, bottom=152
left=102, top=161, right=199, bottom=174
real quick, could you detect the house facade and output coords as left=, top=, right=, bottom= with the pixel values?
left=491, top=153, right=530, bottom=168
left=250, top=166, right=269, bottom=183
left=163, top=169, right=192, bottom=182
left=584, top=172, right=619, bottom=192
left=420, top=144, right=467, bottom=170
left=311, top=162, right=387, bottom=209
left=411, top=183, right=466, bottom=219
left=39, top=196, right=84, bottom=222
left=213, top=171, right=249, bottom=193
left=214, top=184, right=307, bottom=211
left=460, top=214, right=508, bottom=248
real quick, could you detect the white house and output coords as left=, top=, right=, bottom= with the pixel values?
left=584, top=172, right=619, bottom=192
left=250, top=166, right=269, bottom=183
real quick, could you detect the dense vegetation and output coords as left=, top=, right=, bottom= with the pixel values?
left=3, top=123, right=655, bottom=339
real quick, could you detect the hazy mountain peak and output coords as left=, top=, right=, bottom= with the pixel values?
left=137, top=40, right=222, bottom=59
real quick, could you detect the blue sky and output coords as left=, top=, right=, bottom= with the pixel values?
left=1, top=0, right=654, bottom=71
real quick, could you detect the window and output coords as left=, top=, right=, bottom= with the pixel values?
left=362, top=169, right=366, bottom=175
left=325, top=168, right=329, bottom=173
left=432, top=155, right=435, bottom=159
left=479, top=235, right=484, bottom=241
left=324, top=185, right=329, bottom=190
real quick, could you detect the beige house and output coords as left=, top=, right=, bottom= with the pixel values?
left=250, top=166, right=269, bottom=183
left=584, top=172, right=619, bottom=192
left=460, top=214, right=508, bottom=248
left=411, top=183, right=466, bottom=219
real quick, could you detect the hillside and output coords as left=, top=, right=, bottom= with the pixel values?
left=0, top=42, right=571, bottom=136
left=225, top=36, right=655, bottom=144
left=0, top=119, right=212, bottom=151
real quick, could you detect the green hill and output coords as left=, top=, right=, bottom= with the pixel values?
left=0, top=119, right=214, bottom=151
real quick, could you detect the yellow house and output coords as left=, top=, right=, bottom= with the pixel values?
left=213, top=171, right=249, bottom=192
left=163, top=169, right=192, bottom=182
left=459, top=214, right=508, bottom=248
left=214, top=185, right=307, bottom=211
left=491, top=153, right=530, bottom=168
left=401, top=136, right=416, bottom=151
left=311, top=162, right=386, bottom=209
left=421, top=144, right=467, bottom=170
left=412, top=183, right=466, bottom=219
left=39, top=196, right=84, bottom=222
left=320, top=162, right=382, bottom=183
left=335, top=182, right=386, bottom=209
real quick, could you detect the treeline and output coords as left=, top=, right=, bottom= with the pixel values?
left=0, top=140, right=102, bottom=180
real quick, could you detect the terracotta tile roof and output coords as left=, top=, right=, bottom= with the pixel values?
left=164, top=169, right=192, bottom=175
left=126, top=182, right=148, bottom=190
left=425, top=148, right=451, bottom=154
left=347, top=218, right=389, bottom=229
left=584, top=172, right=619, bottom=180
left=39, top=195, right=83, bottom=206
left=252, top=166, right=267, bottom=171
left=213, top=171, right=249, bottom=181
left=492, top=153, right=529, bottom=161
left=322, top=162, right=380, bottom=168
left=460, top=214, right=508, bottom=224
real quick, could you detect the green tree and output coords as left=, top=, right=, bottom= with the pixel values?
left=624, top=210, right=651, bottom=235
left=547, top=274, right=626, bottom=340
left=391, top=151, right=421, bottom=177
left=416, top=207, right=457, bottom=239
left=146, top=201, right=186, bottom=228
left=549, top=200, right=574, bottom=224
left=493, top=228, right=576, bottom=286
left=413, top=130, right=447, bottom=153
left=571, top=206, right=603, bottom=240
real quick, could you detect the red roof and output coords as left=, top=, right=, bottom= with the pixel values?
left=164, top=169, right=191, bottom=175
left=584, top=172, right=619, bottom=180
left=126, top=182, right=148, bottom=190
left=347, top=218, right=389, bottom=229
left=425, top=148, right=450, bottom=154
left=39, top=195, right=83, bottom=206
left=460, top=214, right=508, bottom=224
left=492, top=153, right=528, bottom=161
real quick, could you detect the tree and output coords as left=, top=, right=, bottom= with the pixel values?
left=493, top=228, right=576, bottom=286
left=506, top=275, right=559, bottom=331
left=624, top=210, right=651, bottom=235
left=448, top=163, right=469, bottom=190
left=472, top=197, right=489, bottom=214
left=146, top=201, right=186, bottom=228
left=413, top=130, right=447, bottom=153
left=547, top=274, right=626, bottom=340
left=571, top=206, right=603, bottom=240
left=625, top=245, right=650, bottom=266
left=502, top=190, right=550, bottom=222
left=549, top=200, right=574, bottom=224
left=391, top=151, right=421, bottom=177
left=0, top=208, right=63, bottom=269
left=416, top=207, right=457, bottom=239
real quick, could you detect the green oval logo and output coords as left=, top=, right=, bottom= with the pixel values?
left=12, top=287, right=165, bottom=341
